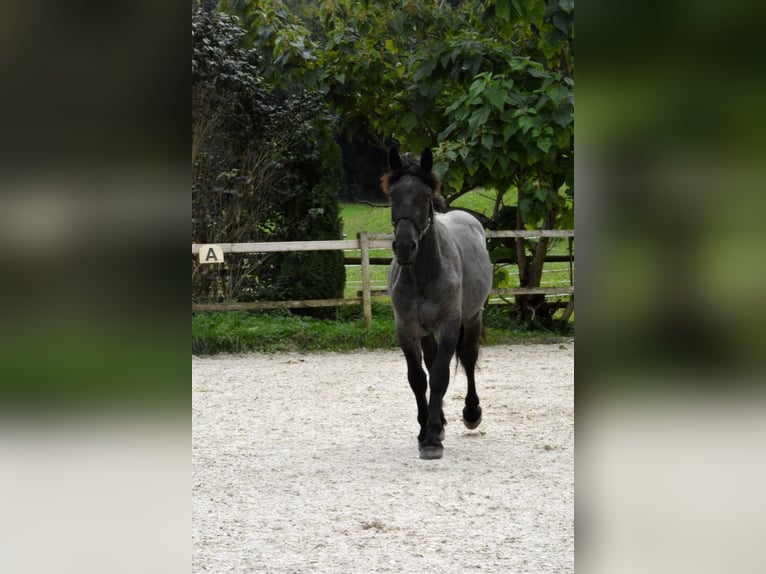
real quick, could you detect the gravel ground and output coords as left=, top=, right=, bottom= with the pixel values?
left=193, top=343, right=574, bottom=573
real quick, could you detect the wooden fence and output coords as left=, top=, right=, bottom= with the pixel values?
left=192, top=230, right=574, bottom=328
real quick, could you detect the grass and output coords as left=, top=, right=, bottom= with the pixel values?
left=191, top=196, right=573, bottom=354
left=192, top=304, right=568, bottom=354
left=340, top=202, right=391, bottom=236
left=448, top=187, right=500, bottom=216
left=340, top=202, right=392, bottom=298
left=192, top=305, right=398, bottom=354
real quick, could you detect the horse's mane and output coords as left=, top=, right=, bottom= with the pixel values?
left=380, top=156, right=446, bottom=213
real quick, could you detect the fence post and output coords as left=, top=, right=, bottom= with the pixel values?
left=358, top=231, right=372, bottom=329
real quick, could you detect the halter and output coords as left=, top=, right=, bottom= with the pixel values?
left=393, top=198, right=434, bottom=240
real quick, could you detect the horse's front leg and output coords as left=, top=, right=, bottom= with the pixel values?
left=399, top=336, right=429, bottom=445
left=421, top=319, right=461, bottom=460
left=421, top=334, right=447, bottom=431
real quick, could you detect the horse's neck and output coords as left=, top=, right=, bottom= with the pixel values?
left=409, top=227, right=448, bottom=284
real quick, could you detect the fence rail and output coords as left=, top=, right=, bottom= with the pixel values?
left=192, top=230, right=574, bottom=327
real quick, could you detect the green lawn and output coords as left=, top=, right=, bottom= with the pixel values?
left=340, top=203, right=392, bottom=298
left=340, top=202, right=391, bottom=236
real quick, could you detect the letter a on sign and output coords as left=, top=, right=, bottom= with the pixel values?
left=198, top=244, right=224, bottom=264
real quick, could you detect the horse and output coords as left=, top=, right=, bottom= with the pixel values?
left=382, top=147, right=493, bottom=459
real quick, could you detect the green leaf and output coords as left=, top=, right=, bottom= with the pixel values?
left=502, top=123, right=518, bottom=142
left=466, top=155, right=479, bottom=176
left=414, top=56, right=439, bottom=82
left=486, top=87, right=506, bottom=111
left=493, top=267, right=510, bottom=289
left=546, top=84, right=570, bottom=107
left=518, top=115, right=535, bottom=134
left=553, top=13, right=571, bottom=35
left=552, top=106, right=573, bottom=127
left=432, top=161, right=450, bottom=179
left=469, top=76, right=487, bottom=98
left=481, top=134, right=493, bottom=150
left=438, top=121, right=458, bottom=141
left=519, top=197, right=532, bottom=217
left=556, top=129, right=572, bottom=148
left=444, top=97, right=465, bottom=115
left=448, top=172, right=464, bottom=193
left=468, top=107, right=491, bottom=131
left=491, top=246, right=515, bottom=263
left=495, top=0, right=511, bottom=22
left=401, top=111, right=418, bottom=132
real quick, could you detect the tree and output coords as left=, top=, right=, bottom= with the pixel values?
left=224, top=0, right=574, bottom=327
left=192, top=5, right=345, bottom=307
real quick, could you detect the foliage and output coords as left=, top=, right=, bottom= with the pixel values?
left=192, top=5, right=344, bottom=307
left=221, top=0, right=574, bottom=328
left=248, top=102, right=346, bottom=309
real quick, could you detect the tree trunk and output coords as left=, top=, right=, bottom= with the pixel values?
left=513, top=183, right=560, bottom=327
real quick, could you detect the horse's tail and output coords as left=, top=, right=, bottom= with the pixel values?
left=454, top=324, right=464, bottom=376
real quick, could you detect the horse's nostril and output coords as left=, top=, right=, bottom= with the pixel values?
left=393, top=240, right=416, bottom=256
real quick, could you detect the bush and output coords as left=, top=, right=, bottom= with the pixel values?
left=192, top=6, right=344, bottom=308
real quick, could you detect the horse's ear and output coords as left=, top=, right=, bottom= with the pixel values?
left=420, top=148, right=433, bottom=172
left=389, top=147, right=403, bottom=170
left=380, top=175, right=390, bottom=196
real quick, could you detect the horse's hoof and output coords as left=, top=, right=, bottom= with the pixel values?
left=462, top=405, right=482, bottom=429
left=419, top=444, right=444, bottom=460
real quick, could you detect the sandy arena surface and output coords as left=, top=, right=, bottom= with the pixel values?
left=193, top=343, right=574, bottom=573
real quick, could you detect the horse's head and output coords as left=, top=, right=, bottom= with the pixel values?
left=381, top=147, right=440, bottom=266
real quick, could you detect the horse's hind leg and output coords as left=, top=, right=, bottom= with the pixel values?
left=459, top=312, right=484, bottom=429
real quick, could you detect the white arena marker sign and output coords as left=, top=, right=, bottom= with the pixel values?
left=198, top=244, right=224, bottom=264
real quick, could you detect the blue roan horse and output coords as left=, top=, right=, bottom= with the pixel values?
left=382, top=147, right=493, bottom=459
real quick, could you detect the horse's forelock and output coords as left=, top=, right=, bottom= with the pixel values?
left=383, top=166, right=441, bottom=197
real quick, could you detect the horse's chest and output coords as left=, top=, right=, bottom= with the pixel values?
left=391, top=278, right=459, bottom=333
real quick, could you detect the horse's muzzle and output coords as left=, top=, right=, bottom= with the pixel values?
left=392, top=240, right=417, bottom=265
